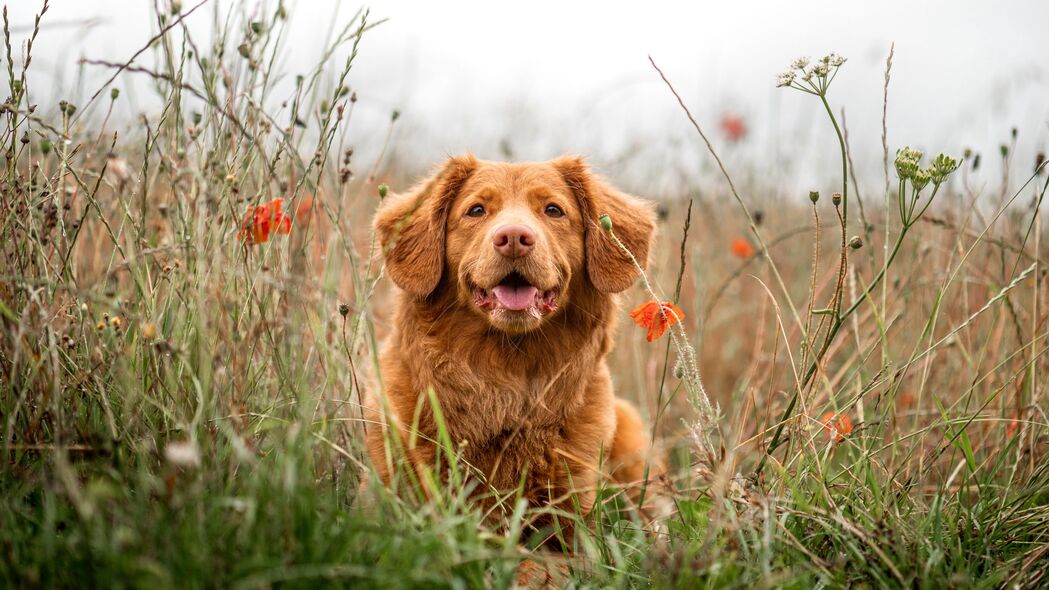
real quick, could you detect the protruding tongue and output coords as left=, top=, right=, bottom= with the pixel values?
left=492, top=285, right=538, bottom=311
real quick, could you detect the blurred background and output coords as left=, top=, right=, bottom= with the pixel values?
left=9, top=0, right=1049, bottom=195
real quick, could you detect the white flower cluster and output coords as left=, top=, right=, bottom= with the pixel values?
left=776, top=52, right=848, bottom=89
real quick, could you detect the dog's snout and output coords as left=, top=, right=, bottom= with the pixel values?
left=493, top=224, right=536, bottom=259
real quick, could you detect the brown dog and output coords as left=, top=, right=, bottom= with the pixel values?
left=365, top=154, right=658, bottom=529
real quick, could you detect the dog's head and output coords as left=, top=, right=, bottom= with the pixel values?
left=375, top=155, right=655, bottom=334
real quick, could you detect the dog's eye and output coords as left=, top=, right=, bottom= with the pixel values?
left=544, top=204, right=564, bottom=218
left=466, top=204, right=485, bottom=218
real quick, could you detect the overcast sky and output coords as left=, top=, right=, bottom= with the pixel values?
left=9, top=0, right=1048, bottom=194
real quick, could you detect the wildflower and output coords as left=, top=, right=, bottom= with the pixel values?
left=894, top=146, right=923, bottom=180
left=295, top=195, right=314, bottom=221
left=109, top=316, right=122, bottom=329
left=720, top=113, right=747, bottom=142
left=929, top=153, right=959, bottom=185
left=730, top=238, right=755, bottom=258
left=825, top=52, right=847, bottom=67
left=238, top=198, right=292, bottom=245
left=810, top=62, right=829, bottom=77
left=630, top=300, right=685, bottom=342
left=791, top=57, right=810, bottom=71
left=911, top=168, right=931, bottom=192
left=1006, top=414, right=1020, bottom=438
left=776, top=70, right=796, bottom=87
left=820, top=411, right=853, bottom=442
left=141, top=322, right=158, bottom=340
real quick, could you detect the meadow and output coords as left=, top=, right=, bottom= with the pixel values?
left=2, top=2, right=1048, bottom=588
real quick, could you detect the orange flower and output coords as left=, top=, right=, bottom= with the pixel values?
left=730, top=237, right=755, bottom=258
left=238, top=198, right=292, bottom=245
left=720, top=113, right=747, bottom=142
left=1007, top=414, right=1020, bottom=438
left=630, top=300, right=685, bottom=342
left=295, top=195, right=315, bottom=221
left=820, top=412, right=853, bottom=442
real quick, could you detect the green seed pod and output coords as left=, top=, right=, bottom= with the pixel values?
left=599, top=214, right=613, bottom=231
left=809, top=190, right=819, bottom=203
left=110, top=88, right=120, bottom=101
left=238, top=42, right=251, bottom=59
left=831, top=192, right=842, bottom=206
left=378, top=184, right=389, bottom=199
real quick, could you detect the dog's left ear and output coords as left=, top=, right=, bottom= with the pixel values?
left=374, top=154, right=478, bottom=297
left=554, top=156, right=656, bottom=293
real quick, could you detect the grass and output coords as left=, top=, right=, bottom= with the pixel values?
left=2, top=1, right=1049, bottom=588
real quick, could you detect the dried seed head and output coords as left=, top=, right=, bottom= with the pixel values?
left=849, top=236, right=863, bottom=249
left=831, top=192, right=842, bottom=206
left=338, top=303, right=350, bottom=317
left=1035, top=152, right=1045, bottom=174
left=141, top=322, right=158, bottom=340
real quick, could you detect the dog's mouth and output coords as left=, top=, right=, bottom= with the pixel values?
left=472, top=271, right=559, bottom=315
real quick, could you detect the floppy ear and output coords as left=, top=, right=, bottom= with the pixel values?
left=554, top=156, right=656, bottom=293
left=373, top=154, right=478, bottom=297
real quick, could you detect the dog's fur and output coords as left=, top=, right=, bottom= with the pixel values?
left=365, top=154, right=658, bottom=523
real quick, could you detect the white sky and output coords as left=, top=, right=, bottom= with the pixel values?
left=9, top=0, right=1049, bottom=195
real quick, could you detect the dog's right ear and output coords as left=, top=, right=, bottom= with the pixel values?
left=373, top=154, right=477, bottom=297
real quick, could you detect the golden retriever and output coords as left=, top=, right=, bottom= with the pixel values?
left=365, top=154, right=659, bottom=531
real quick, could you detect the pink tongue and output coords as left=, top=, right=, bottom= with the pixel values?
left=492, top=285, right=538, bottom=311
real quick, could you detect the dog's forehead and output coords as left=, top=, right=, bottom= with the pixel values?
left=461, top=161, right=570, bottom=198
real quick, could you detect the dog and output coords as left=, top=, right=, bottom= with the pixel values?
left=364, top=154, right=660, bottom=536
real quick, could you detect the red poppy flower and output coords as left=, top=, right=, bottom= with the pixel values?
left=630, top=300, right=685, bottom=342
left=720, top=113, right=747, bottom=142
left=820, top=412, right=854, bottom=442
left=731, top=237, right=755, bottom=258
left=238, top=198, right=292, bottom=245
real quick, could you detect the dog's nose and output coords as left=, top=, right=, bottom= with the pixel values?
left=492, top=224, right=536, bottom=259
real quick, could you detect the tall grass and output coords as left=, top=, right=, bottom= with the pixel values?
left=2, top=1, right=1048, bottom=588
